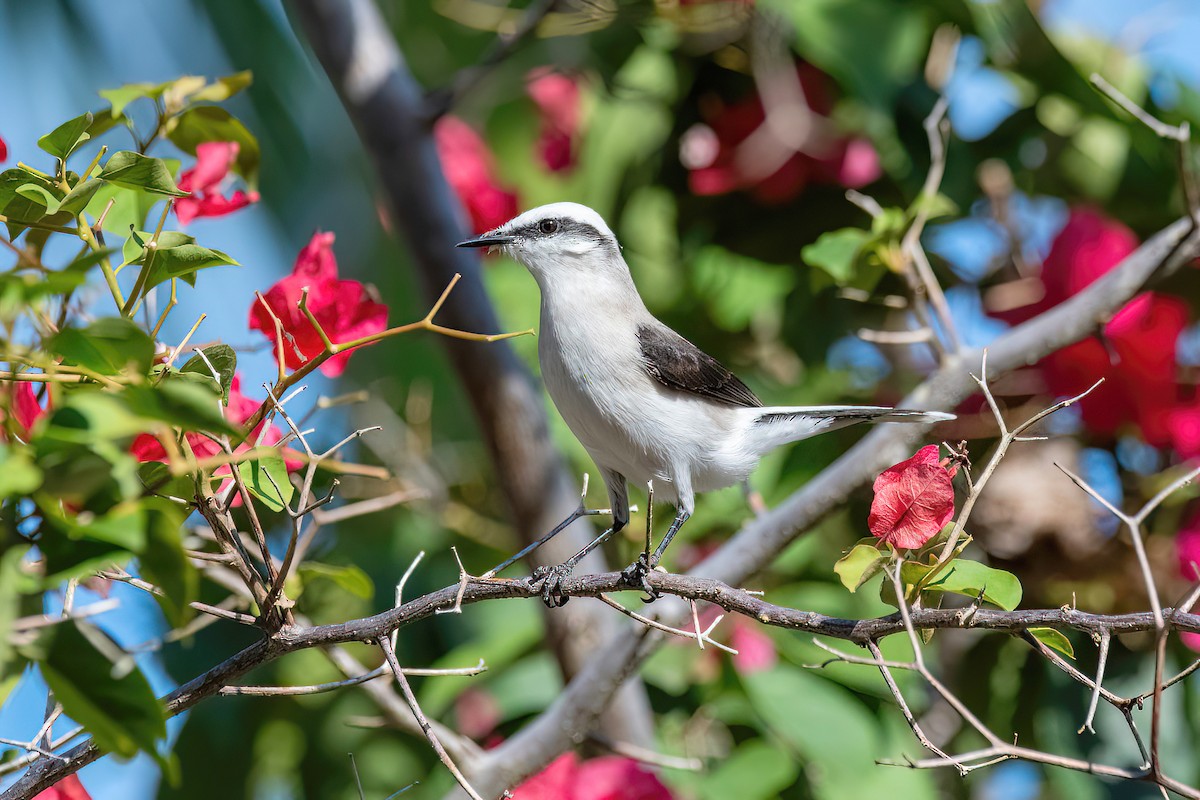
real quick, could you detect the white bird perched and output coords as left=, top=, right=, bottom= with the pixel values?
left=458, top=202, right=953, bottom=605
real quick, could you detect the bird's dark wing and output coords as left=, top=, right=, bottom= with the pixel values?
left=636, top=323, right=762, bottom=408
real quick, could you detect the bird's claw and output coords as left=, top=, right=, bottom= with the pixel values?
left=621, top=553, right=661, bottom=602
left=530, top=563, right=574, bottom=607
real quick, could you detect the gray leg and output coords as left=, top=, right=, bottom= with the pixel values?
left=622, top=507, right=690, bottom=601
left=532, top=470, right=628, bottom=607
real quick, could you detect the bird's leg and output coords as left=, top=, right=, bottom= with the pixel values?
left=483, top=504, right=609, bottom=578
left=531, top=520, right=626, bottom=607
left=623, top=508, right=690, bottom=602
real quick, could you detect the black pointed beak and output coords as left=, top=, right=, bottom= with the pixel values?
left=456, top=234, right=514, bottom=248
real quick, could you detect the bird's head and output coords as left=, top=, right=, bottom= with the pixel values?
left=456, top=202, right=622, bottom=283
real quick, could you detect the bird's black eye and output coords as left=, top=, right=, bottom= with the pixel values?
left=538, top=219, right=559, bottom=235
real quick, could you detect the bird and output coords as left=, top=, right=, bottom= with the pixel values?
left=457, top=202, right=953, bottom=606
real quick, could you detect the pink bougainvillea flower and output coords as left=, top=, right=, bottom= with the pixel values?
left=248, top=231, right=389, bottom=378
left=527, top=68, right=582, bottom=172
left=683, top=63, right=880, bottom=204
left=2, top=381, right=48, bottom=442
left=868, top=445, right=956, bottom=549
left=131, top=375, right=300, bottom=505
left=174, top=141, right=259, bottom=225
left=33, top=774, right=91, bottom=800
left=1175, top=512, right=1200, bottom=652
left=512, top=753, right=674, bottom=800
left=434, top=116, right=519, bottom=234
left=1042, top=291, right=1187, bottom=445
left=0, top=134, right=7, bottom=163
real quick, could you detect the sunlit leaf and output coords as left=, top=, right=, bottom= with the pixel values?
left=98, top=151, right=189, bottom=197
left=38, top=111, right=94, bottom=160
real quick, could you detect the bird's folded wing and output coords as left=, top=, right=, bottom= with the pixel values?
left=636, top=323, right=762, bottom=408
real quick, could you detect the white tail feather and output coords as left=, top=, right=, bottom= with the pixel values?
left=742, top=405, right=954, bottom=456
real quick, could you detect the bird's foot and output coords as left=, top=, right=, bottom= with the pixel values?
left=621, top=553, right=661, bottom=602
left=530, top=563, right=574, bottom=608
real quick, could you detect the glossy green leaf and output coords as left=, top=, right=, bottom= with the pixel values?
left=31, top=620, right=166, bottom=759
left=298, top=562, right=374, bottom=600
left=906, top=558, right=1023, bottom=611
left=98, top=151, right=188, bottom=197
left=834, top=542, right=886, bottom=592
left=124, top=381, right=236, bottom=436
left=123, top=230, right=237, bottom=290
left=59, top=178, right=106, bottom=215
left=15, top=183, right=62, bottom=216
left=1029, top=627, right=1075, bottom=659
left=180, top=344, right=236, bottom=402
left=237, top=452, right=293, bottom=512
left=139, top=499, right=196, bottom=626
left=802, top=228, right=868, bottom=284
left=49, top=317, right=155, bottom=375
left=166, top=106, right=260, bottom=186
left=83, top=182, right=165, bottom=237
left=38, top=112, right=94, bottom=160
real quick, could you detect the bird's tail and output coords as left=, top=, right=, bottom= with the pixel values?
left=742, top=405, right=955, bottom=456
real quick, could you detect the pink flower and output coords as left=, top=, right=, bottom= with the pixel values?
left=248, top=231, right=389, bottom=378
left=512, top=753, right=674, bottom=799
left=527, top=69, right=582, bottom=172
left=174, top=142, right=259, bottom=225
left=131, top=375, right=300, bottom=504
left=5, top=381, right=47, bottom=440
left=434, top=116, right=519, bottom=234
left=33, top=775, right=91, bottom=800
left=868, top=445, right=956, bottom=549
left=0, top=134, right=7, bottom=163
left=729, top=618, right=777, bottom=674
left=683, top=64, right=880, bottom=204
left=1175, top=512, right=1200, bottom=652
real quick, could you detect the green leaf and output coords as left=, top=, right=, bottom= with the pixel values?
left=59, top=178, right=106, bottom=215
left=1029, top=627, right=1075, bottom=659
left=122, top=230, right=238, bottom=290
left=801, top=228, right=868, bottom=284
left=298, top=563, right=374, bottom=600
left=0, top=446, right=42, bottom=497
left=38, top=112, right=94, bottom=160
left=49, top=317, right=155, bottom=376
left=124, top=381, right=236, bottom=436
left=236, top=452, right=293, bottom=512
left=98, top=151, right=188, bottom=197
left=189, top=71, right=253, bottom=104
left=83, top=182, right=165, bottom=237
left=180, top=345, right=236, bottom=402
left=100, top=81, right=171, bottom=118
left=0, top=169, right=70, bottom=236
left=0, top=546, right=29, bottom=679
left=15, top=183, right=63, bottom=216
left=31, top=620, right=166, bottom=759
left=697, top=741, right=799, bottom=800
left=742, top=667, right=882, bottom=799
left=833, top=542, right=886, bottom=592
left=166, top=106, right=260, bottom=187
left=137, top=462, right=196, bottom=502
left=908, top=558, right=1023, bottom=611
left=139, top=499, right=196, bottom=626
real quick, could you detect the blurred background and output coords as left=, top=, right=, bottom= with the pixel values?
left=4, top=0, right=1200, bottom=798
